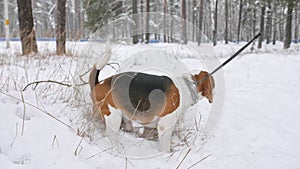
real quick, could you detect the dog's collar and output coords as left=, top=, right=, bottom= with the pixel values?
left=182, top=75, right=199, bottom=105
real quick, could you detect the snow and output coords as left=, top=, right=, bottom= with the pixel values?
left=0, top=40, right=300, bottom=169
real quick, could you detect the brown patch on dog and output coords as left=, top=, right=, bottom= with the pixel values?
left=192, top=71, right=215, bottom=103
left=158, top=83, right=180, bottom=117
left=90, top=77, right=114, bottom=124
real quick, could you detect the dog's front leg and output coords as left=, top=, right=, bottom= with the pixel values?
left=157, top=111, right=177, bottom=152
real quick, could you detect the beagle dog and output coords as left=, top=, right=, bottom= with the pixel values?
left=89, top=65, right=214, bottom=152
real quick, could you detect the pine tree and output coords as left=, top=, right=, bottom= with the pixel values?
left=84, top=0, right=124, bottom=32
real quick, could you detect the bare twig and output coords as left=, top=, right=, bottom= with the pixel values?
left=176, top=148, right=192, bottom=169
left=195, top=114, right=202, bottom=132
left=10, top=123, right=18, bottom=147
left=77, top=128, right=86, bottom=137
left=22, top=80, right=72, bottom=91
left=74, top=133, right=85, bottom=156
left=187, top=154, right=212, bottom=169
left=164, top=150, right=177, bottom=161
left=79, top=68, right=91, bottom=85
left=86, top=146, right=114, bottom=160
left=51, top=135, right=60, bottom=148
left=77, top=62, right=120, bottom=86
left=20, top=92, right=26, bottom=136
left=74, top=82, right=88, bottom=87
left=106, top=62, right=120, bottom=71
left=122, top=155, right=135, bottom=169
left=125, top=155, right=128, bottom=169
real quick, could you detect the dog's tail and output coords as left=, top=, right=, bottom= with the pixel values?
left=89, top=64, right=100, bottom=90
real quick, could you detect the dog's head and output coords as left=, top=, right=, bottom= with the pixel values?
left=192, top=71, right=215, bottom=103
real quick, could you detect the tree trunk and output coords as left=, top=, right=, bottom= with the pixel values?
left=225, top=0, right=229, bottom=44
left=294, top=1, right=299, bottom=43
left=237, top=0, right=243, bottom=43
left=170, top=0, right=174, bottom=43
left=253, top=3, right=257, bottom=39
left=229, top=0, right=234, bottom=41
left=181, top=0, right=187, bottom=44
left=66, top=6, right=71, bottom=40
left=153, top=2, right=158, bottom=40
left=278, top=4, right=285, bottom=41
left=258, top=1, right=265, bottom=49
left=265, top=0, right=272, bottom=44
left=192, top=0, right=196, bottom=42
left=17, top=0, right=38, bottom=55
left=164, top=0, right=167, bottom=43
left=56, top=0, right=66, bottom=55
left=75, top=0, right=82, bottom=40
left=187, top=0, right=191, bottom=42
left=213, top=0, right=218, bottom=46
left=140, top=0, right=144, bottom=42
left=132, top=0, right=139, bottom=44
left=145, top=0, right=150, bottom=43
left=284, top=0, right=294, bottom=49
left=272, top=2, right=277, bottom=45
left=198, top=0, right=204, bottom=45
left=206, top=0, right=213, bottom=40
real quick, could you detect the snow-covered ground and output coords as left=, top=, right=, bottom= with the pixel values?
left=0, top=41, right=299, bottom=169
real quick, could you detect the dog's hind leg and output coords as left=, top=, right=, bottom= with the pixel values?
left=121, top=117, right=133, bottom=132
left=105, top=105, right=122, bottom=142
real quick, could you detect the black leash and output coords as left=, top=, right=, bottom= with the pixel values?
left=195, top=33, right=261, bottom=84
left=209, top=33, right=261, bottom=76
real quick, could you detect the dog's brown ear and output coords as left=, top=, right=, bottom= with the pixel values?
left=194, top=71, right=215, bottom=103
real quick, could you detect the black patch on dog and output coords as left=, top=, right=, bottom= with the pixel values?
left=129, top=73, right=172, bottom=111
left=111, top=72, right=172, bottom=113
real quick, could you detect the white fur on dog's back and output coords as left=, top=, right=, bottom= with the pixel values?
left=175, top=74, right=199, bottom=112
